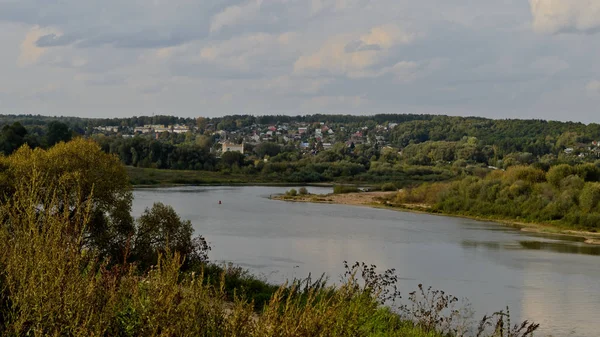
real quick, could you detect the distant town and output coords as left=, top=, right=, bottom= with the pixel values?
left=91, top=118, right=402, bottom=157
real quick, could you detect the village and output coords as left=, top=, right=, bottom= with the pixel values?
left=91, top=119, right=401, bottom=157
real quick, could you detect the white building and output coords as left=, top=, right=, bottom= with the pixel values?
left=134, top=126, right=152, bottom=133
left=222, top=143, right=244, bottom=154
left=172, top=124, right=190, bottom=134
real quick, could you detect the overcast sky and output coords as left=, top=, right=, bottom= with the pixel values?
left=0, top=0, right=599, bottom=122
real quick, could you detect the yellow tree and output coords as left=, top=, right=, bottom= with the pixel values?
left=0, top=138, right=133, bottom=261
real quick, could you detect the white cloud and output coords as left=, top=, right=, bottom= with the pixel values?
left=210, top=0, right=263, bottom=33
left=530, top=0, right=600, bottom=34
left=293, top=24, right=414, bottom=77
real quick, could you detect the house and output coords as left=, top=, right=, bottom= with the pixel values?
left=94, top=126, right=120, bottom=133
left=268, top=126, right=277, bottom=132
left=222, top=142, right=244, bottom=154
left=298, top=127, right=308, bottom=134
left=216, top=130, right=228, bottom=139
left=564, top=148, right=574, bottom=154
left=134, top=126, right=152, bottom=133
left=323, top=143, right=333, bottom=150
left=172, top=124, right=190, bottom=134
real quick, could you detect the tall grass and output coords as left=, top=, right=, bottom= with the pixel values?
left=0, top=168, right=539, bottom=336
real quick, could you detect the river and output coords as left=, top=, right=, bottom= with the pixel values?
left=133, top=186, right=600, bottom=337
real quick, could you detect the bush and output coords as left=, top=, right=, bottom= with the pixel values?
left=298, top=187, right=309, bottom=195
left=333, top=185, right=360, bottom=194
left=380, top=183, right=397, bottom=191
left=286, top=188, right=298, bottom=197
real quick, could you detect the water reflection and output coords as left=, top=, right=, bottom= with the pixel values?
left=519, top=241, right=600, bottom=256
left=462, top=239, right=600, bottom=256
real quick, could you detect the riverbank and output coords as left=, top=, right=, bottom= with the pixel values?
left=128, top=166, right=341, bottom=187
left=273, top=191, right=600, bottom=244
left=128, top=166, right=380, bottom=188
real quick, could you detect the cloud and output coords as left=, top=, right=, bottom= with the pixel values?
left=587, top=80, right=600, bottom=96
left=18, top=26, right=59, bottom=66
left=530, top=56, right=570, bottom=74
left=306, top=95, right=367, bottom=110
left=293, top=24, right=414, bottom=77
left=210, top=0, right=263, bottom=33
left=164, top=32, right=298, bottom=80
left=310, top=0, right=354, bottom=15
left=1, top=1, right=600, bottom=122
left=530, top=0, right=600, bottom=34
left=0, top=0, right=215, bottom=49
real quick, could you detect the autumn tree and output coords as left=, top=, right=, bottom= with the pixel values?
left=0, top=138, right=133, bottom=261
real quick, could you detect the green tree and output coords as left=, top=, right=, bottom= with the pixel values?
left=133, top=202, right=209, bottom=270
left=221, top=151, right=245, bottom=168
left=579, top=183, right=600, bottom=212
left=546, top=164, right=574, bottom=187
left=254, top=142, right=281, bottom=158
left=0, top=122, right=28, bottom=154
left=46, top=121, right=72, bottom=146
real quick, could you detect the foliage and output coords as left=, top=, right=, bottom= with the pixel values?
left=298, top=187, right=309, bottom=195
left=133, top=202, right=210, bottom=271
left=0, top=139, right=133, bottom=261
left=393, top=163, right=600, bottom=230
left=46, top=121, right=73, bottom=146
left=381, top=183, right=398, bottom=191
left=333, top=185, right=360, bottom=194
left=254, top=142, right=282, bottom=158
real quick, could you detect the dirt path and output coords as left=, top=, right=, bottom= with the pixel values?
left=274, top=191, right=394, bottom=206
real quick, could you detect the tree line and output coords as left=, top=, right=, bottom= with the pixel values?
left=395, top=163, right=600, bottom=230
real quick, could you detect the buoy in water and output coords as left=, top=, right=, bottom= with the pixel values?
left=218, top=200, right=222, bottom=205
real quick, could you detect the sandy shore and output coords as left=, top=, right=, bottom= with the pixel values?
left=273, top=192, right=600, bottom=245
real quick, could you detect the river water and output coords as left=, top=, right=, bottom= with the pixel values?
left=133, top=186, right=600, bottom=337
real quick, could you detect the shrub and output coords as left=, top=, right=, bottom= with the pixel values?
left=298, top=187, right=309, bottom=195
left=286, top=188, right=298, bottom=197
left=380, top=183, right=397, bottom=191
left=333, top=185, right=360, bottom=194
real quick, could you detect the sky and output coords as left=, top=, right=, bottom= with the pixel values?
left=0, top=0, right=599, bottom=122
